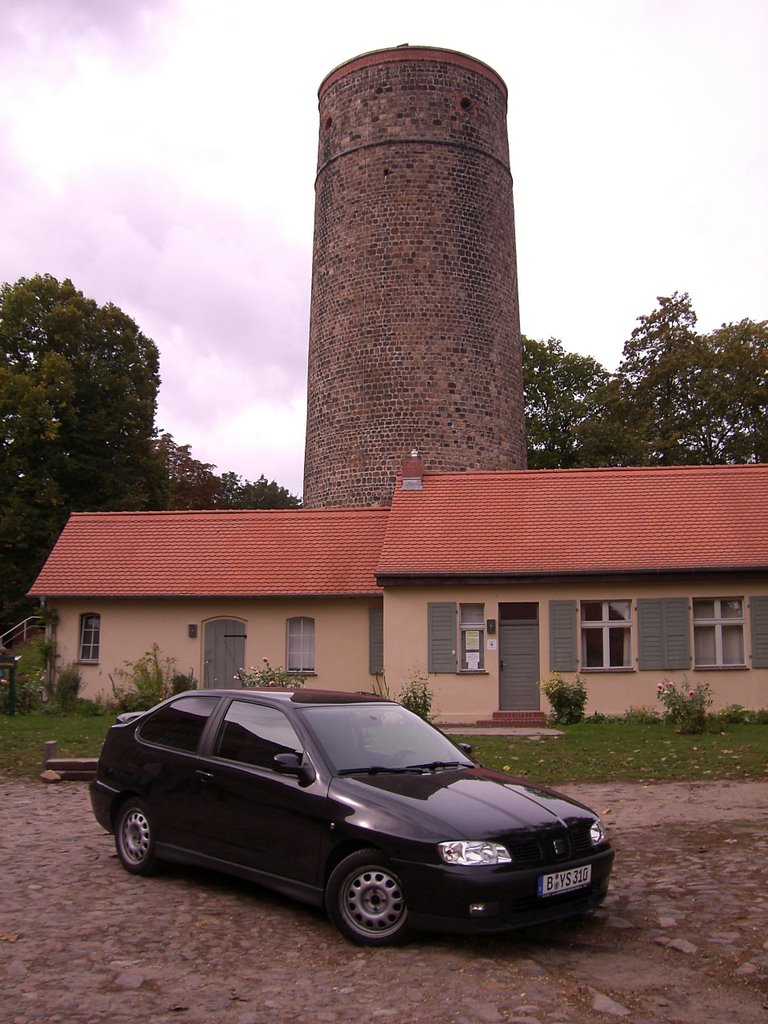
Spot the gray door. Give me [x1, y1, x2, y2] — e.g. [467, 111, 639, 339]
[499, 604, 540, 710]
[203, 619, 246, 688]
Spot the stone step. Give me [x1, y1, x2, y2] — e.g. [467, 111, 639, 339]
[42, 742, 98, 782]
[43, 764, 98, 781]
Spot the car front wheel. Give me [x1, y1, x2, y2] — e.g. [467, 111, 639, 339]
[326, 849, 411, 946]
[115, 798, 161, 876]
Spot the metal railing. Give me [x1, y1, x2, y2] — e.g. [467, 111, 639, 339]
[0, 616, 43, 650]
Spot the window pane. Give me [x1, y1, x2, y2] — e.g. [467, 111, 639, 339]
[694, 625, 716, 665]
[460, 604, 484, 625]
[608, 601, 631, 622]
[722, 625, 745, 665]
[693, 599, 714, 621]
[581, 603, 603, 623]
[216, 701, 302, 768]
[582, 628, 604, 667]
[139, 695, 219, 751]
[608, 627, 631, 667]
[287, 617, 315, 672]
[721, 599, 743, 620]
[79, 614, 100, 662]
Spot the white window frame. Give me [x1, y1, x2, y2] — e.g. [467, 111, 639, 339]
[580, 600, 632, 670]
[693, 598, 745, 668]
[459, 604, 485, 672]
[79, 613, 101, 663]
[286, 616, 315, 673]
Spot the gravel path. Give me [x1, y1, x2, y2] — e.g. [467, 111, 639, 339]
[2, 778, 767, 1024]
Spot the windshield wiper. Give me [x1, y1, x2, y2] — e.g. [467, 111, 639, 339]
[337, 765, 426, 776]
[403, 760, 470, 772]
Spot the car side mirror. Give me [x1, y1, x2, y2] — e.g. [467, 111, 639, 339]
[273, 752, 316, 787]
[457, 742, 473, 756]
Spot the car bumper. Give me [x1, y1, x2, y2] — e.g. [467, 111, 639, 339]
[394, 846, 615, 935]
[89, 778, 120, 833]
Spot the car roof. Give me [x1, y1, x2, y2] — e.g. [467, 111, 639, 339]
[185, 688, 396, 706]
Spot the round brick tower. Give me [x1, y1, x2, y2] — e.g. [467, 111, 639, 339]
[302, 45, 526, 508]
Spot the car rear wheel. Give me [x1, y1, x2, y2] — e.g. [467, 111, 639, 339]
[326, 849, 411, 946]
[115, 798, 161, 876]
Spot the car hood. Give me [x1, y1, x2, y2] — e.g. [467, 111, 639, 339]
[328, 765, 596, 841]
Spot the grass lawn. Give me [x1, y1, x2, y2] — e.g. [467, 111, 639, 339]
[1, 713, 767, 783]
[452, 722, 768, 784]
[0, 714, 112, 777]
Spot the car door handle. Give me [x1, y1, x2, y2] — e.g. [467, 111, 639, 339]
[195, 770, 214, 783]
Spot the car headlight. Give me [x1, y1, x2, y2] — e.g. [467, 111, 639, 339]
[590, 819, 606, 846]
[438, 840, 512, 865]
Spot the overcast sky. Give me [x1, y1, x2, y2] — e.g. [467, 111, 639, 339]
[1, 0, 766, 497]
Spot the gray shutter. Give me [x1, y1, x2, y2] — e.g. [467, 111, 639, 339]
[549, 600, 577, 672]
[663, 598, 691, 670]
[637, 599, 664, 670]
[638, 598, 690, 671]
[750, 596, 768, 668]
[369, 606, 384, 675]
[428, 602, 456, 673]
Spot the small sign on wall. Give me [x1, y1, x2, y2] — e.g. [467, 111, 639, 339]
[487, 638, 497, 651]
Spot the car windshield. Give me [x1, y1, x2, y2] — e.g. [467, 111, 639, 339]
[299, 703, 474, 774]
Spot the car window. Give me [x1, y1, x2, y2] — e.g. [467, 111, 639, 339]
[137, 695, 220, 752]
[301, 704, 473, 773]
[215, 700, 303, 769]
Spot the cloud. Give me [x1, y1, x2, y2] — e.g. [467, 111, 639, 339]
[1, 0, 766, 500]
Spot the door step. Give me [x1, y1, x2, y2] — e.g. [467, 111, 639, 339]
[475, 711, 548, 728]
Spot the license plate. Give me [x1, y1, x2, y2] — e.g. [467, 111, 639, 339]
[537, 864, 592, 898]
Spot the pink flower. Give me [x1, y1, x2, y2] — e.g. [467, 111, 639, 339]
[688, 690, 696, 698]
[262, 657, 269, 664]
[657, 683, 664, 691]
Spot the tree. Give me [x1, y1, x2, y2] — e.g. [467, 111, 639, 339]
[155, 437, 301, 510]
[696, 318, 768, 463]
[155, 433, 220, 510]
[216, 471, 300, 509]
[0, 274, 165, 628]
[582, 293, 768, 466]
[522, 336, 609, 469]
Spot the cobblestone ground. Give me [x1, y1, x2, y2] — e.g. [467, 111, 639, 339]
[2, 779, 767, 1024]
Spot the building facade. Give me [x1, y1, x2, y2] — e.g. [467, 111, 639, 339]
[31, 465, 768, 720]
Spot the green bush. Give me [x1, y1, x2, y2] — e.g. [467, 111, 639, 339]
[397, 668, 436, 722]
[0, 670, 43, 714]
[53, 664, 82, 714]
[0, 637, 48, 713]
[541, 673, 588, 725]
[656, 679, 712, 734]
[623, 705, 663, 725]
[111, 644, 177, 712]
[75, 697, 107, 716]
[237, 659, 305, 687]
[715, 703, 750, 725]
[171, 672, 197, 694]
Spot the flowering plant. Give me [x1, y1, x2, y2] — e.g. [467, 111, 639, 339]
[656, 679, 712, 733]
[236, 658, 305, 688]
[541, 673, 588, 725]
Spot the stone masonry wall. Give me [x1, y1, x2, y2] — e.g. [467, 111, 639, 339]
[302, 47, 526, 507]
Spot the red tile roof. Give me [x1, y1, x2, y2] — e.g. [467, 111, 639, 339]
[378, 465, 768, 577]
[30, 508, 389, 597]
[30, 465, 768, 597]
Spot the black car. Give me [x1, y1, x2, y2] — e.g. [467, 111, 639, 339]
[90, 689, 614, 945]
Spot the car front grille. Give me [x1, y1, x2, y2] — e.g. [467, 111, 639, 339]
[506, 823, 594, 868]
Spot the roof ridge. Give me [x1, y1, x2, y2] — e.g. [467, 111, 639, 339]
[405, 463, 768, 482]
[67, 506, 392, 519]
